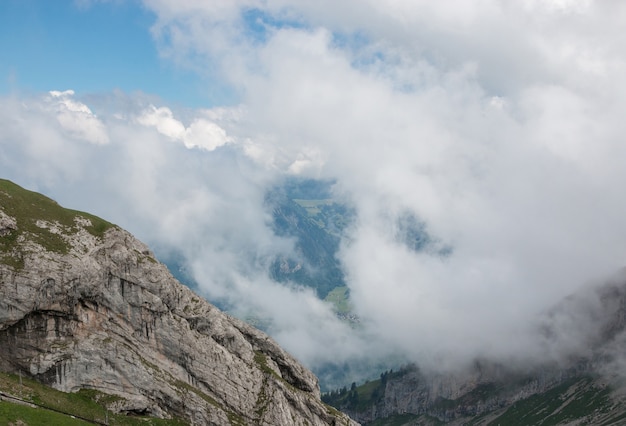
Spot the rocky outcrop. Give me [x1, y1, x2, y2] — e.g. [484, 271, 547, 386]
[0, 210, 16, 236]
[0, 180, 357, 425]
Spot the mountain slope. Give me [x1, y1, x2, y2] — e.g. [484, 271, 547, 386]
[325, 273, 626, 425]
[0, 179, 357, 425]
[267, 179, 351, 300]
[330, 365, 626, 425]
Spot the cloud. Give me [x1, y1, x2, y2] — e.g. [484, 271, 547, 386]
[139, 0, 626, 370]
[136, 105, 186, 139]
[3, 0, 626, 385]
[47, 90, 109, 145]
[137, 105, 232, 150]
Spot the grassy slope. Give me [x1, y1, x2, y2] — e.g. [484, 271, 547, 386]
[480, 377, 625, 426]
[324, 286, 352, 314]
[0, 400, 94, 426]
[0, 372, 187, 425]
[0, 179, 114, 268]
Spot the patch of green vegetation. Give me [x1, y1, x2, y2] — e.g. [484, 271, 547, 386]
[0, 372, 110, 422]
[253, 350, 302, 396]
[172, 379, 220, 409]
[323, 368, 414, 413]
[324, 286, 352, 314]
[292, 198, 353, 237]
[75, 388, 124, 407]
[226, 411, 247, 426]
[323, 377, 383, 412]
[254, 351, 280, 380]
[0, 371, 188, 425]
[489, 377, 613, 426]
[136, 354, 163, 375]
[254, 377, 270, 422]
[0, 400, 93, 426]
[293, 199, 334, 217]
[354, 379, 383, 409]
[323, 402, 343, 418]
[0, 247, 24, 270]
[369, 413, 443, 426]
[0, 179, 114, 265]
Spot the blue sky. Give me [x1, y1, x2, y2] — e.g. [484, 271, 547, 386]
[0, 0, 219, 107]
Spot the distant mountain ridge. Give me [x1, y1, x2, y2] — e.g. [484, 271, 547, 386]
[324, 272, 626, 425]
[0, 179, 357, 425]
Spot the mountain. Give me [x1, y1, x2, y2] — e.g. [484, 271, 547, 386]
[324, 364, 626, 425]
[267, 179, 352, 301]
[324, 274, 626, 425]
[0, 179, 358, 425]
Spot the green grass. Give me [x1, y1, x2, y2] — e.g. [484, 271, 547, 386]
[369, 413, 443, 426]
[0, 179, 114, 264]
[0, 400, 94, 426]
[322, 378, 384, 413]
[354, 379, 383, 408]
[254, 351, 281, 381]
[291, 198, 353, 237]
[488, 377, 613, 426]
[323, 368, 412, 413]
[324, 286, 352, 314]
[0, 371, 188, 425]
[253, 350, 302, 396]
[293, 199, 334, 216]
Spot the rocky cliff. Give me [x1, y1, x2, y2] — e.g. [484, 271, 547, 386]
[0, 179, 357, 425]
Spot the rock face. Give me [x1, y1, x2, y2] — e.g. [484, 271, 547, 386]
[0, 179, 357, 425]
[342, 362, 598, 424]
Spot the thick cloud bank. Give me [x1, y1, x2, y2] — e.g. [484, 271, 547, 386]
[3, 0, 626, 382]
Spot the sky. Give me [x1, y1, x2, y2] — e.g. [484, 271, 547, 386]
[2, 0, 626, 385]
[0, 0, 226, 106]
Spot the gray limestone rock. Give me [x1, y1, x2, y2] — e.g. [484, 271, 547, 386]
[0, 210, 16, 236]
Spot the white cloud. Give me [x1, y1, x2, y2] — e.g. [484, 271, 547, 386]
[184, 118, 230, 150]
[137, 105, 232, 151]
[136, 0, 626, 371]
[47, 90, 109, 145]
[136, 105, 185, 140]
